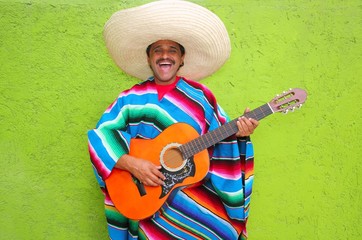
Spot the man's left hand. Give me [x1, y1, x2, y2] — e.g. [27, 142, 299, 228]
[235, 108, 259, 137]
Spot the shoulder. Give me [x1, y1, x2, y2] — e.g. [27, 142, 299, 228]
[181, 78, 212, 92]
[179, 77, 217, 103]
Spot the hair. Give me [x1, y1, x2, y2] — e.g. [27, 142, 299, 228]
[146, 42, 185, 57]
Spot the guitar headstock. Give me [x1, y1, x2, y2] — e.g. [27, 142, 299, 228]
[269, 88, 307, 113]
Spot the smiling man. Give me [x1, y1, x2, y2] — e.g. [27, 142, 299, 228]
[88, 1, 259, 239]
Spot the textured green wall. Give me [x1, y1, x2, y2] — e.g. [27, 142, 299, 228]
[1, 0, 361, 239]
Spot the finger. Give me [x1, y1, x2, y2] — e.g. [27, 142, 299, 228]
[149, 166, 165, 185]
[150, 165, 165, 181]
[144, 178, 159, 187]
[145, 172, 164, 186]
[237, 117, 248, 136]
[240, 117, 253, 130]
[249, 118, 259, 127]
[141, 172, 161, 186]
[239, 117, 254, 135]
[244, 118, 255, 133]
[236, 118, 245, 133]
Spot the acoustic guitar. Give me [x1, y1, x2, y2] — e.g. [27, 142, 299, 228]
[105, 88, 307, 220]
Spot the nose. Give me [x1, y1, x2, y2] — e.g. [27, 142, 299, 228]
[161, 50, 169, 59]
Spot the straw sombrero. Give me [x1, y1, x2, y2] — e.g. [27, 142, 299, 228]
[104, 0, 231, 81]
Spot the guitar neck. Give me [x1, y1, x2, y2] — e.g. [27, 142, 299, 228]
[179, 103, 273, 159]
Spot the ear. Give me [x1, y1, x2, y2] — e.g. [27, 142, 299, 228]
[180, 54, 185, 64]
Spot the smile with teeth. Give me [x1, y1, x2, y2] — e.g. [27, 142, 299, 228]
[157, 59, 175, 71]
[160, 62, 172, 67]
[157, 58, 175, 65]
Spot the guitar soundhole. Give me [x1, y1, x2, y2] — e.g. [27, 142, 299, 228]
[160, 143, 186, 172]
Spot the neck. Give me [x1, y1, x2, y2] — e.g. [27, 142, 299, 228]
[154, 76, 178, 86]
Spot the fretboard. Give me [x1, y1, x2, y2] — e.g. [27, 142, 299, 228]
[179, 103, 273, 159]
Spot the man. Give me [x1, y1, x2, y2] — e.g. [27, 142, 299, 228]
[88, 1, 259, 239]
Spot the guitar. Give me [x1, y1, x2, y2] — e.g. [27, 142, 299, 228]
[105, 88, 307, 220]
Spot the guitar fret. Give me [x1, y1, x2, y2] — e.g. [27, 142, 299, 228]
[210, 128, 218, 144]
[194, 138, 203, 152]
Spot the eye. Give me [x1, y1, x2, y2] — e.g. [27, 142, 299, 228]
[169, 48, 179, 54]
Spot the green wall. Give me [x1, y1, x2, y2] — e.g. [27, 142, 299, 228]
[1, 0, 361, 239]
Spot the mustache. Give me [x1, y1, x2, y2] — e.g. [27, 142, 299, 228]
[156, 58, 175, 65]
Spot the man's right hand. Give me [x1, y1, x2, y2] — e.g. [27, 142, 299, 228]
[115, 154, 166, 186]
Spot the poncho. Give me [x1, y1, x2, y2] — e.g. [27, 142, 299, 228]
[88, 77, 254, 239]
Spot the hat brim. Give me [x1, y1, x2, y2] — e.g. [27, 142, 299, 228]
[104, 0, 231, 81]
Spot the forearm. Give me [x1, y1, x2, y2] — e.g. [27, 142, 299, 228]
[115, 154, 135, 171]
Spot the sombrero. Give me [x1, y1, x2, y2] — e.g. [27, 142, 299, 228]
[104, 0, 231, 81]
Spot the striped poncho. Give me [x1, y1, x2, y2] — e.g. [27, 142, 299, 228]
[88, 77, 254, 239]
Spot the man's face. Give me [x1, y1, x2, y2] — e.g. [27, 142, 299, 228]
[147, 40, 185, 85]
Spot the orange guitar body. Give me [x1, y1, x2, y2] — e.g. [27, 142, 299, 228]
[105, 123, 210, 220]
